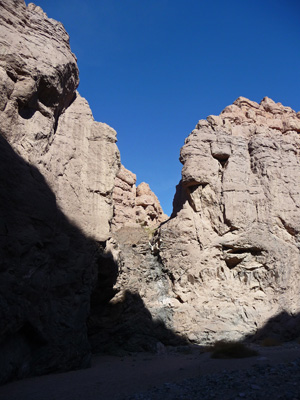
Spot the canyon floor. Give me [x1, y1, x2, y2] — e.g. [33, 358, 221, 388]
[1, 343, 300, 400]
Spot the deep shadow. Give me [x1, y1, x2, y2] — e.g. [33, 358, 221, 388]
[169, 180, 189, 219]
[88, 287, 188, 355]
[0, 133, 188, 385]
[0, 133, 99, 384]
[245, 310, 300, 343]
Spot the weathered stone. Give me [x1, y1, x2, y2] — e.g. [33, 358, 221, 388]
[0, 134, 96, 384]
[155, 96, 300, 344]
[0, 0, 120, 384]
[111, 165, 138, 231]
[40, 94, 120, 241]
[2, 0, 300, 387]
[111, 166, 168, 231]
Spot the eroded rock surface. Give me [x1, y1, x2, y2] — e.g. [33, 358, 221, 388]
[2, 0, 300, 387]
[0, 0, 120, 241]
[155, 97, 300, 343]
[0, 0, 119, 384]
[112, 165, 168, 232]
[87, 224, 187, 355]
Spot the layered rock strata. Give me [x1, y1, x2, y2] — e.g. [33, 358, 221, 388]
[0, 0, 119, 383]
[155, 96, 300, 343]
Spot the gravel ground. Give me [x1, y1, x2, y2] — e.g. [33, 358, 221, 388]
[124, 352, 300, 400]
[1, 343, 300, 400]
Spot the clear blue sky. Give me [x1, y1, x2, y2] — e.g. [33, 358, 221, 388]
[30, 0, 300, 216]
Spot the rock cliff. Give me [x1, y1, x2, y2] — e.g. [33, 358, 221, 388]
[155, 96, 300, 343]
[1, 0, 300, 387]
[0, 0, 120, 383]
[0, 0, 120, 241]
[104, 97, 300, 349]
[0, 0, 169, 385]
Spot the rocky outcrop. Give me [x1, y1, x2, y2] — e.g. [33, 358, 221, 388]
[135, 182, 168, 227]
[1, 0, 300, 386]
[88, 224, 187, 354]
[155, 96, 300, 343]
[0, 0, 119, 384]
[112, 165, 168, 232]
[0, 0, 120, 242]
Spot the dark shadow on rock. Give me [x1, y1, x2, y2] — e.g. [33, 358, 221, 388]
[0, 133, 188, 385]
[170, 180, 188, 219]
[245, 311, 300, 343]
[88, 288, 188, 355]
[0, 133, 99, 384]
[89, 243, 119, 307]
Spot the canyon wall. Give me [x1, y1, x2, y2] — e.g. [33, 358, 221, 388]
[155, 96, 300, 343]
[106, 97, 300, 348]
[1, 0, 300, 386]
[0, 0, 168, 384]
[0, 0, 120, 383]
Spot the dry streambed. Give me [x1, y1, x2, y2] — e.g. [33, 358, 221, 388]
[1, 343, 300, 400]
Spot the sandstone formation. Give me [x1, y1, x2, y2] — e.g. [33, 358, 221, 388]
[154, 96, 300, 343]
[112, 165, 168, 232]
[0, 0, 119, 384]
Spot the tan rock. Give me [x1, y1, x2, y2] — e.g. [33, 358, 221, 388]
[155, 96, 300, 344]
[112, 169, 168, 231]
[40, 93, 120, 241]
[0, 0, 120, 384]
[111, 165, 138, 231]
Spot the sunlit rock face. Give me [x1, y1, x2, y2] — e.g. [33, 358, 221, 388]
[0, 0, 120, 383]
[0, 0, 120, 241]
[157, 97, 300, 343]
[111, 165, 168, 232]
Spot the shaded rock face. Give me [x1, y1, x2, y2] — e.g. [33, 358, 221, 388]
[112, 165, 168, 232]
[88, 226, 187, 355]
[107, 168, 171, 353]
[0, 135, 95, 383]
[156, 97, 300, 343]
[0, 0, 120, 384]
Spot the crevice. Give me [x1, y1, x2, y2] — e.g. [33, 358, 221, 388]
[278, 216, 297, 237]
[212, 153, 229, 168]
[222, 244, 262, 256]
[176, 294, 184, 303]
[162, 268, 175, 286]
[185, 182, 208, 213]
[225, 256, 243, 269]
[18, 106, 36, 119]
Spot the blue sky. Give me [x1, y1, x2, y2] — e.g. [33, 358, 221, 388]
[31, 0, 300, 216]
